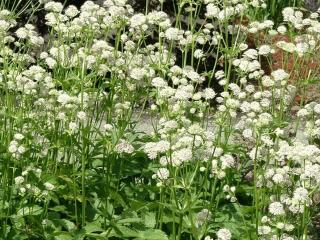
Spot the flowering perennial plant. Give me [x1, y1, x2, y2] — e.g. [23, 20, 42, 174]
[0, 0, 319, 239]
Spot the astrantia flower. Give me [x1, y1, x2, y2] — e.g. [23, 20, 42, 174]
[17, 146, 26, 154]
[44, 182, 55, 191]
[243, 49, 258, 60]
[175, 88, 192, 100]
[239, 43, 248, 51]
[57, 112, 66, 120]
[196, 209, 212, 227]
[257, 113, 272, 126]
[216, 228, 232, 240]
[297, 109, 310, 118]
[65, 5, 79, 18]
[69, 122, 78, 132]
[188, 124, 204, 135]
[258, 45, 272, 55]
[293, 187, 309, 201]
[203, 88, 216, 100]
[44, 2, 63, 12]
[250, 101, 261, 112]
[271, 69, 289, 82]
[115, 139, 134, 154]
[45, 57, 57, 69]
[153, 168, 169, 181]
[285, 224, 294, 232]
[8, 141, 18, 153]
[229, 83, 241, 95]
[130, 68, 147, 80]
[277, 222, 285, 229]
[165, 27, 181, 41]
[15, 176, 24, 185]
[57, 93, 71, 105]
[276, 41, 296, 53]
[152, 77, 167, 88]
[171, 148, 192, 166]
[313, 104, 320, 114]
[260, 98, 271, 108]
[277, 25, 287, 34]
[282, 7, 295, 21]
[130, 13, 147, 28]
[157, 140, 170, 153]
[258, 225, 271, 235]
[242, 129, 253, 139]
[185, 69, 201, 83]
[220, 154, 235, 169]
[144, 140, 170, 159]
[269, 202, 285, 215]
[194, 49, 204, 59]
[206, 4, 220, 18]
[77, 111, 87, 121]
[281, 235, 294, 240]
[144, 142, 158, 159]
[261, 76, 274, 87]
[295, 42, 309, 56]
[14, 133, 24, 140]
[16, 27, 28, 39]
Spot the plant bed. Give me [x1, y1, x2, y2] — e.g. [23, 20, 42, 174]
[0, 1, 320, 240]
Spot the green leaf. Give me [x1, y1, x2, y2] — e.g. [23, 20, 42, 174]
[84, 233, 107, 240]
[136, 229, 169, 240]
[16, 205, 43, 217]
[117, 217, 142, 224]
[59, 219, 77, 231]
[109, 190, 127, 208]
[144, 212, 156, 228]
[12, 234, 28, 240]
[84, 221, 103, 234]
[54, 232, 74, 240]
[112, 225, 139, 238]
[49, 205, 67, 212]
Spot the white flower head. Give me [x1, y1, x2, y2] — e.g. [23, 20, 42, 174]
[115, 139, 134, 154]
[196, 209, 212, 227]
[269, 202, 285, 215]
[44, 182, 55, 191]
[14, 133, 24, 140]
[216, 228, 232, 240]
[206, 4, 220, 18]
[130, 13, 147, 28]
[77, 111, 87, 121]
[154, 168, 169, 181]
[15, 176, 24, 185]
[271, 69, 289, 82]
[203, 88, 216, 100]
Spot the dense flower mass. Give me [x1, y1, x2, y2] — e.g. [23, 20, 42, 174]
[0, 0, 320, 239]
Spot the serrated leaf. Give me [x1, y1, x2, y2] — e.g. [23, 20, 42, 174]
[117, 217, 142, 224]
[84, 233, 107, 240]
[59, 219, 76, 231]
[84, 221, 104, 234]
[112, 225, 139, 238]
[12, 234, 28, 240]
[144, 212, 156, 228]
[54, 232, 74, 240]
[136, 229, 168, 240]
[109, 190, 127, 207]
[16, 205, 43, 217]
[49, 205, 67, 212]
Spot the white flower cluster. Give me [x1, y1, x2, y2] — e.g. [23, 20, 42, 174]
[115, 139, 134, 154]
[8, 134, 26, 158]
[2, 0, 320, 239]
[216, 228, 232, 240]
